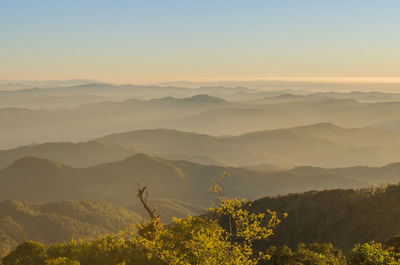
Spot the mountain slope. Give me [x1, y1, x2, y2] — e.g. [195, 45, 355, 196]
[96, 129, 249, 166]
[1, 154, 400, 207]
[0, 200, 141, 258]
[289, 122, 400, 147]
[3, 122, 400, 169]
[0, 141, 137, 169]
[97, 123, 400, 167]
[250, 183, 400, 251]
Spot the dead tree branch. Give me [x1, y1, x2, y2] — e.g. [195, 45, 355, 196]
[137, 183, 159, 222]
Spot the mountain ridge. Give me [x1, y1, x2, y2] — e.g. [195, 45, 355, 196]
[3, 122, 400, 169]
[2, 152, 400, 207]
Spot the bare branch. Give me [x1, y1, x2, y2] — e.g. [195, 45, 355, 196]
[137, 183, 159, 222]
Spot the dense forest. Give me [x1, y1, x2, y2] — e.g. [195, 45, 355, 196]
[3, 182, 400, 264]
[251, 184, 400, 251]
[0, 200, 142, 258]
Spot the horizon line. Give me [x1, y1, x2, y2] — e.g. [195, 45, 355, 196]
[2, 77, 400, 85]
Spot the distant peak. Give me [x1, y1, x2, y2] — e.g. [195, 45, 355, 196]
[275, 93, 303, 98]
[382, 162, 400, 169]
[320, 97, 358, 104]
[75, 82, 112, 87]
[301, 122, 343, 130]
[187, 94, 225, 102]
[5, 156, 67, 170]
[154, 94, 225, 103]
[120, 153, 159, 164]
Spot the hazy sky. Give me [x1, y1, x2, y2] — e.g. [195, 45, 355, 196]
[1, 0, 400, 83]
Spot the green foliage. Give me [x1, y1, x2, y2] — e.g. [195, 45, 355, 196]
[38, 172, 284, 265]
[46, 237, 141, 265]
[2, 241, 47, 265]
[117, 184, 284, 265]
[211, 197, 281, 243]
[0, 200, 141, 258]
[5, 173, 400, 265]
[348, 243, 400, 265]
[46, 257, 80, 265]
[42, 205, 282, 265]
[251, 184, 400, 251]
[266, 243, 346, 265]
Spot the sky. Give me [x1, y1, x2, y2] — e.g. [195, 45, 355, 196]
[0, 0, 400, 84]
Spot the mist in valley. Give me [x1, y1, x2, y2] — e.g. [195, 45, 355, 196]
[2, 1, 400, 263]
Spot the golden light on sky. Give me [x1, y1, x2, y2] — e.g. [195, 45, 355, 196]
[1, 1, 399, 85]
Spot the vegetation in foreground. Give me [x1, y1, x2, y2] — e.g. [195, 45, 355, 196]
[3, 175, 400, 264]
[250, 184, 400, 251]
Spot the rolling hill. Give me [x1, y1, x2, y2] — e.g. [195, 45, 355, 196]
[3, 123, 400, 169]
[0, 141, 137, 169]
[0, 200, 142, 258]
[1, 153, 400, 208]
[97, 123, 400, 168]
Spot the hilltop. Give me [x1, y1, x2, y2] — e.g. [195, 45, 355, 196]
[0, 141, 137, 169]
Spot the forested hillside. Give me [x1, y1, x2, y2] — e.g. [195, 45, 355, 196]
[4, 183, 400, 264]
[0, 200, 142, 258]
[250, 183, 400, 251]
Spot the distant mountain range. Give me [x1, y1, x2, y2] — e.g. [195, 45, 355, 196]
[3, 90, 400, 148]
[169, 97, 400, 135]
[3, 123, 400, 169]
[0, 141, 137, 169]
[0, 82, 247, 109]
[3, 81, 400, 260]
[1, 153, 400, 209]
[96, 123, 400, 168]
[155, 80, 400, 94]
[0, 94, 234, 147]
[2, 80, 400, 109]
